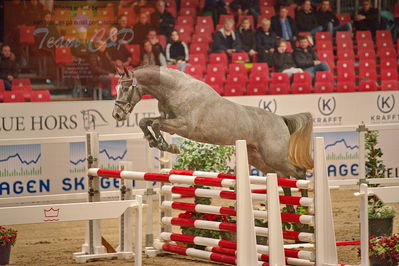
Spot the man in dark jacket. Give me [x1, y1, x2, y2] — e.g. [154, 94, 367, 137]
[295, 0, 323, 34]
[0, 45, 18, 91]
[237, 17, 257, 60]
[271, 6, 298, 43]
[317, 0, 351, 36]
[293, 36, 330, 79]
[151, 0, 175, 37]
[353, 0, 379, 34]
[212, 17, 242, 55]
[256, 18, 278, 66]
[272, 40, 303, 77]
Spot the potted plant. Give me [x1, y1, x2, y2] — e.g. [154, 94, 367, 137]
[365, 130, 396, 236]
[173, 139, 235, 247]
[0, 226, 17, 265]
[368, 234, 399, 266]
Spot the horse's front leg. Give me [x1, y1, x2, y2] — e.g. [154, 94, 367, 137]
[151, 118, 187, 154]
[138, 117, 159, 148]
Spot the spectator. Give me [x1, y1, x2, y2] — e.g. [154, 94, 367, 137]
[151, 0, 175, 37]
[271, 6, 298, 43]
[256, 18, 278, 67]
[107, 27, 132, 67]
[89, 40, 115, 99]
[296, 0, 323, 35]
[203, 0, 228, 26]
[116, 15, 132, 34]
[230, 0, 259, 20]
[317, 0, 351, 36]
[165, 30, 189, 71]
[237, 17, 257, 60]
[353, 0, 379, 34]
[133, 12, 154, 44]
[0, 45, 19, 91]
[141, 40, 166, 66]
[272, 40, 303, 77]
[293, 36, 330, 79]
[147, 30, 164, 55]
[212, 17, 242, 55]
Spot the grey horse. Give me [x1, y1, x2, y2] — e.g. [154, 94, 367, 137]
[112, 66, 313, 180]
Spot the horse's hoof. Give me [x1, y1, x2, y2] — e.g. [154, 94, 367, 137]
[170, 144, 180, 154]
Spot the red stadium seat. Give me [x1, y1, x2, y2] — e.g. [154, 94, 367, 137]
[224, 82, 245, 96]
[315, 32, 332, 43]
[55, 47, 73, 65]
[19, 25, 35, 45]
[359, 59, 376, 71]
[291, 72, 312, 94]
[376, 39, 394, 50]
[195, 24, 214, 35]
[259, 0, 276, 8]
[227, 73, 248, 85]
[357, 40, 374, 50]
[158, 35, 167, 48]
[380, 59, 397, 70]
[337, 48, 355, 61]
[315, 40, 333, 51]
[118, 8, 136, 26]
[0, 80, 4, 90]
[207, 64, 227, 76]
[251, 63, 269, 75]
[181, 0, 199, 8]
[381, 68, 398, 82]
[55, 8, 72, 18]
[192, 33, 212, 44]
[30, 90, 51, 102]
[179, 7, 196, 17]
[3, 91, 25, 103]
[209, 53, 228, 66]
[218, 15, 234, 25]
[185, 64, 205, 78]
[197, 16, 214, 27]
[269, 73, 290, 94]
[125, 44, 141, 66]
[189, 43, 209, 55]
[166, 0, 176, 8]
[231, 52, 249, 63]
[378, 48, 397, 60]
[260, 7, 276, 19]
[177, 16, 195, 26]
[11, 78, 32, 100]
[314, 71, 334, 93]
[228, 63, 248, 75]
[359, 67, 377, 82]
[336, 13, 351, 25]
[336, 38, 354, 50]
[166, 6, 177, 17]
[205, 73, 226, 85]
[246, 82, 268, 95]
[376, 30, 393, 43]
[189, 54, 207, 65]
[140, 7, 155, 16]
[336, 31, 352, 44]
[356, 31, 372, 42]
[357, 48, 376, 61]
[380, 80, 399, 91]
[175, 25, 193, 36]
[179, 32, 192, 44]
[358, 80, 377, 92]
[97, 7, 115, 20]
[249, 72, 268, 84]
[336, 71, 356, 92]
[336, 60, 355, 73]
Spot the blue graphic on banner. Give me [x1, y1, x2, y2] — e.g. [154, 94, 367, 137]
[0, 144, 42, 177]
[69, 140, 127, 173]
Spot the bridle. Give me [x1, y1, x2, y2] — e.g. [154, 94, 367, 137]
[114, 76, 139, 115]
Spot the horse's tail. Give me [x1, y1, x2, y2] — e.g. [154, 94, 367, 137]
[283, 112, 314, 170]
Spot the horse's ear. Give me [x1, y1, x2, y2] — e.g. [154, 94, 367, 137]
[116, 67, 124, 76]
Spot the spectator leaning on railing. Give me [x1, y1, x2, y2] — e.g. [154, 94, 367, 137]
[272, 40, 303, 77]
[212, 17, 242, 56]
[293, 36, 330, 79]
[0, 44, 19, 91]
[271, 6, 298, 44]
[165, 30, 189, 71]
[295, 0, 323, 35]
[316, 0, 352, 37]
[256, 18, 278, 67]
[237, 17, 257, 61]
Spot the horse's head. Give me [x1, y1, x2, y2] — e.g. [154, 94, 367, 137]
[112, 67, 143, 121]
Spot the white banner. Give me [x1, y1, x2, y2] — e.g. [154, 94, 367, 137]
[0, 91, 398, 198]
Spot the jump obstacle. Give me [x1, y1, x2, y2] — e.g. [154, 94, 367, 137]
[86, 133, 338, 266]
